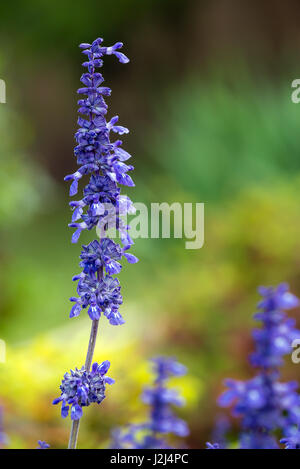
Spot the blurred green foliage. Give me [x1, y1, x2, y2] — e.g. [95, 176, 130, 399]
[150, 75, 300, 201]
[0, 106, 52, 227]
[0, 0, 186, 56]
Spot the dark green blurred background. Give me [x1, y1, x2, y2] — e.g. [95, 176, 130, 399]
[1, 0, 300, 449]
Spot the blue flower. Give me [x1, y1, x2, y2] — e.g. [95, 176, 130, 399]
[151, 356, 187, 384]
[206, 442, 220, 449]
[55, 37, 137, 446]
[240, 432, 279, 450]
[53, 360, 114, 420]
[211, 415, 230, 449]
[281, 428, 300, 449]
[64, 38, 138, 326]
[64, 39, 134, 244]
[218, 283, 300, 449]
[111, 357, 189, 449]
[142, 387, 188, 437]
[77, 238, 138, 278]
[69, 274, 124, 325]
[250, 283, 300, 368]
[37, 440, 50, 449]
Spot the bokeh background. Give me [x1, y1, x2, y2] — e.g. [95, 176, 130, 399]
[1, 0, 300, 449]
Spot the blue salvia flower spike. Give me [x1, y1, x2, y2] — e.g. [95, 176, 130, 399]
[54, 37, 136, 449]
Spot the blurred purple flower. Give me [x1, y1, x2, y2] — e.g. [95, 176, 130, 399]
[111, 357, 189, 449]
[151, 356, 187, 384]
[251, 283, 300, 368]
[281, 427, 300, 449]
[37, 440, 50, 449]
[211, 415, 231, 449]
[218, 283, 300, 449]
[206, 442, 220, 449]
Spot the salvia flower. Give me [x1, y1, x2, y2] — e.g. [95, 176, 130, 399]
[37, 440, 50, 449]
[53, 360, 114, 420]
[151, 356, 187, 384]
[143, 357, 189, 439]
[70, 273, 124, 325]
[65, 38, 138, 326]
[55, 38, 135, 448]
[218, 283, 300, 449]
[111, 357, 189, 449]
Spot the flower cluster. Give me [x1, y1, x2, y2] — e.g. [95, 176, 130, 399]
[65, 37, 138, 324]
[250, 284, 300, 368]
[37, 440, 50, 449]
[70, 239, 137, 325]
[53, 360, 114, 420]
[218, 283, 300, 449]
[53, 38, 135, 448]
[143, 357, 189, 438]
[111, 357, 189, 449]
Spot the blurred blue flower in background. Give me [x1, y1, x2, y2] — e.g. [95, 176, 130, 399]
[218, 283, 300, 449]
[37, 440, 50, 449]
[111, 357, 189, 449]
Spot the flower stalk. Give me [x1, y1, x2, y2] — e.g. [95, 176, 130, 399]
[53, 37, 137, 449]
[68, 318, 99, 449]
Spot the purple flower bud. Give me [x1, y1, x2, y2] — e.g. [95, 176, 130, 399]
[124, 253, 139, 264]
[79, 43, 91, 49]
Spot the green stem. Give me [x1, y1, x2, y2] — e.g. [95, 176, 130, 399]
[67, 318, 100, 449]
